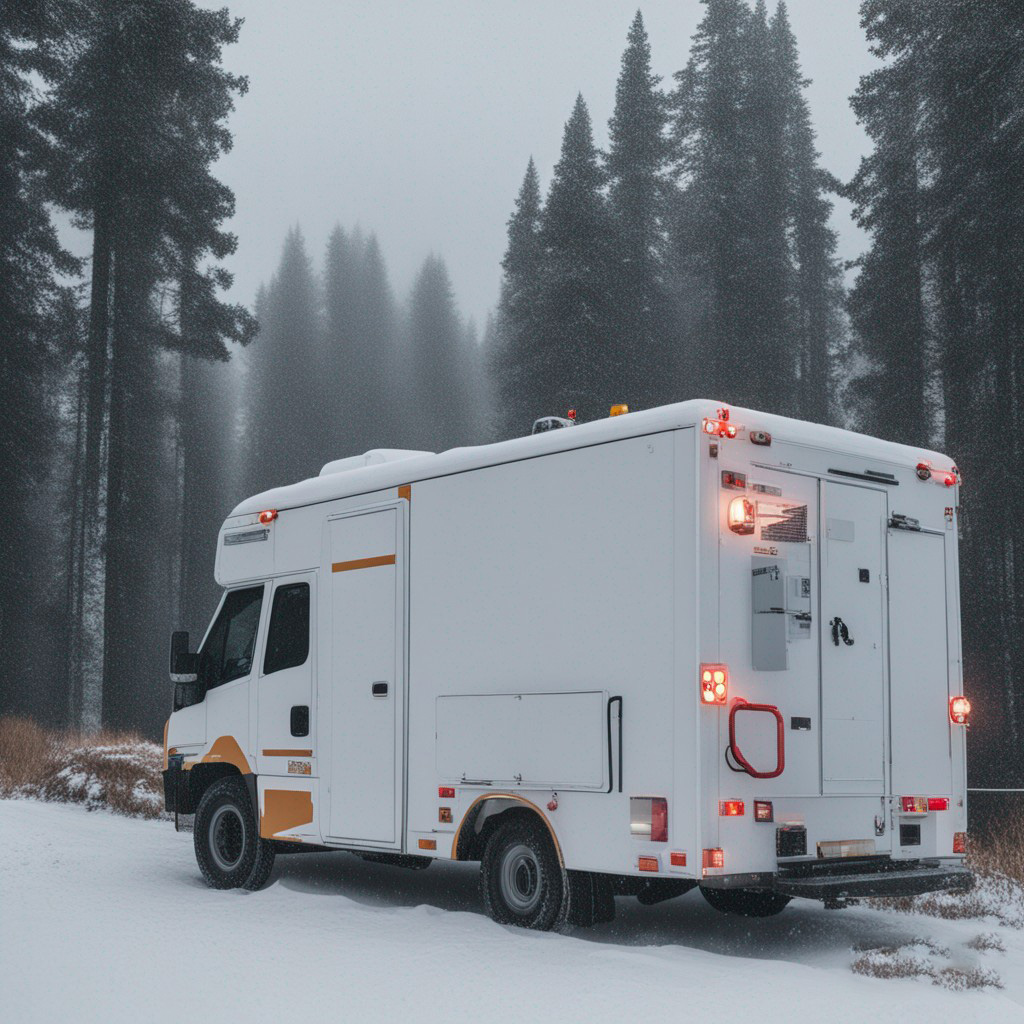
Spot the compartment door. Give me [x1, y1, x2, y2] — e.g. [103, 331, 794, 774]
[325, 507, 404, 846]
[888, 528, 952, 796]
[820, 482, 887, 794]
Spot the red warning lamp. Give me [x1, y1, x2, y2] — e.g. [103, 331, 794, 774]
[702, 848, 725, 871]
[567, 409, 577, 422]
[703, 417, 738, 439]
[916, 461, 960, 488]
[719, 800, 744, 817]
[258, 509, 278, 524]
[949, 695, 971, 725]
[700, 664, 729, 705]
[728, 496, 756, 535]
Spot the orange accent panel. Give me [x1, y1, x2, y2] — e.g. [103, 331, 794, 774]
[261, 789, 314, 839]
[262, 749, 313, 757]
[331, 554, 396, 573]
[450, 794, 564, 866]
[398, 484, 411, 502]
[201, 735, 252, 774]
[162, 719, 169, 771]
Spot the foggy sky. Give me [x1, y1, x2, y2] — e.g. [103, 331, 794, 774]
[208, 1, 875, 327]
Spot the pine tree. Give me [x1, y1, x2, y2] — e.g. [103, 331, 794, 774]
[406, 254, 474, 451]
[668, 0, 756, 407]
[0, 1, 81, 723]
[492, 158, 543, 437]
[247, 227, 324, 492]
[606, 11, 672, 406]
[534, 95, 620, 419]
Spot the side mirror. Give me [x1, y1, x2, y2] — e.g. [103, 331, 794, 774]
[169, 630, 199, 683]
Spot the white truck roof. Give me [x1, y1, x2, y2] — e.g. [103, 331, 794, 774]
[231, 399, 954, 517]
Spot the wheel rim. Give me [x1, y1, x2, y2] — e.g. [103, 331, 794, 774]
[500, 843, 542, 914]
[209, 805, 246, 872]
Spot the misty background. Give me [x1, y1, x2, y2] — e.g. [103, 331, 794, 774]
[3, 0, 1023, 799]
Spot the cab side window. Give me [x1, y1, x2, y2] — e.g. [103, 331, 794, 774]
[199, 586, 264, 690]
[263, 583, 310, 675]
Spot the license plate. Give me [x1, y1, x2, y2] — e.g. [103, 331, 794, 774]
[817, 839, 875, 859]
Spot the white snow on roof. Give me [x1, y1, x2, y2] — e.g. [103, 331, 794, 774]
[231, 399, 955, 517]
[319, 449, 434, 476]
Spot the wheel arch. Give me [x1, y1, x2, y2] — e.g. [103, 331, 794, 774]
[451, 794, 564, 867]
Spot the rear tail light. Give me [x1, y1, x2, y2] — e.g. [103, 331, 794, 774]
[630, 796, 668, 842]
[670, 851, 687, 867]
[728, 496, 756, 535]
[702, 848, 724, 871]
[754, 800, 774, 822]
[700, 663, 729, 705]
[638, 855, 659, 872]
[438, 786, 455, 799]
[719, 800, 744, 817]
[953, 832, 967, 854]
[927, 797, 949, 812]
[901, 796, 928, 813]
[950, 696, 971, 725]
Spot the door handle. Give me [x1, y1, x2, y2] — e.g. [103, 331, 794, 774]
[830, 617, 855, 647]
[290, 705, 309, 737]
[371, 681, 389, 697]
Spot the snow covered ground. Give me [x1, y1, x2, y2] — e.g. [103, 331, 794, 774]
[2, 799, 1022, 1023]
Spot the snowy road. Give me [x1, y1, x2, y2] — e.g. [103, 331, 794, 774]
[2, 800, 1022, 1023]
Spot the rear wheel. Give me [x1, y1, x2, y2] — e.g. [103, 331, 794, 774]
[481, 814, 564, 930]
[700, 885, 791, 918]
[194, 777, 276, 890]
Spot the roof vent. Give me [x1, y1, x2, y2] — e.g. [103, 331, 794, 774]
[319, 449, 433, 477]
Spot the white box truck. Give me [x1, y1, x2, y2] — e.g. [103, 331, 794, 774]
[163, 399, 972, 928]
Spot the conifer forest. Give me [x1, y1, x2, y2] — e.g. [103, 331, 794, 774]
[2, 0, 1023, 788]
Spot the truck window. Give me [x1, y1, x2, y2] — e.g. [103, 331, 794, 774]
[263, 583, 310, 675]
[198, 585, 264, 690]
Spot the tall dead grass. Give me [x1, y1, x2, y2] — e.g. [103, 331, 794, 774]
[0, 715, 166, 819]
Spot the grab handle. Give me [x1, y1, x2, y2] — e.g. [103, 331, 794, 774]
[728, 700, 785, 779]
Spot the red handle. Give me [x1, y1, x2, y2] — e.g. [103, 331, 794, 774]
[728, 701, 785, 779]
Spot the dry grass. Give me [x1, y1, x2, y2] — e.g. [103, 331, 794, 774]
[852, 939, 1002, 990]
[966, 932, 1005, 952]
[0, 715, 165, 819]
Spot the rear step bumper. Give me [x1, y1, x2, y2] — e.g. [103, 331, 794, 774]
[774, 862, 973, 901]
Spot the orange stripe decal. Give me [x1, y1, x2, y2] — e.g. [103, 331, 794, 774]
[261, 789, 314, 839]
[262, 749, 313, 757]
[331, 554, 396, 573]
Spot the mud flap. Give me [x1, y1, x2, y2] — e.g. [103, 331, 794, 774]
[562, 870, 616, 930]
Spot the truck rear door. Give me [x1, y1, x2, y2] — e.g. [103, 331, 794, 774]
[820, 481, 888, 796]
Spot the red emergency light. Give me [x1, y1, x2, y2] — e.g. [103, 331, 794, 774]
[700, 664, 729, 705]
[949, 695, 971, 725]
[258, 509, 278, 524]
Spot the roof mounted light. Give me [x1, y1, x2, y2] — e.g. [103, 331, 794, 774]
[917, 461, 960, 488]
[258, 509, 278, 524]
[610, 404, 629, 417]
[703, 408, 739, 439]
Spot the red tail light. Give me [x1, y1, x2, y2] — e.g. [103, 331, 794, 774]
[901, 796, 928, 813]
[650, 798, 668, 842]
[927, 797, 949, 812]
[438, 786, 455, 799]
[953, 832, 967, 854]
[719, 800, 744, 817]
[702, 848, 724, 871]
[950, 696, 971, 725]
[670, 851, 687, 867]
[728, 496, 756, 535]
[700, 664, 729, 705]
[754, 800, 774, 822]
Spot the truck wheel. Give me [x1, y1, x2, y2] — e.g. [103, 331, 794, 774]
[700, 885, 791, 917]
[481, 815, 564, 930]
[194, 777, 275, 890]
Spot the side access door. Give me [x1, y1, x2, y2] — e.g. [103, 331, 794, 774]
[819, 481, 888, 796]
[322, 506, 405, 848]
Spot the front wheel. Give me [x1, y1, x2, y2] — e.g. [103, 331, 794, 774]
[481, 814, 564, 930]
[700, 885, 791, 917]
[194, 777, 276, 890]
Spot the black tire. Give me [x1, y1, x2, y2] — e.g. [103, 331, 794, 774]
[194, 777, 276, 890]
[481, 814, 564, 930]
[700, 885, 791, 917]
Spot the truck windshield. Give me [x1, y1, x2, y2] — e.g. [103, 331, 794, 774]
[198, 586, 264, 690]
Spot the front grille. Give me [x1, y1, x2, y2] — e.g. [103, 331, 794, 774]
[777, 825, 807, 858]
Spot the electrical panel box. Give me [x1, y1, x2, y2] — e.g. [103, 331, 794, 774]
[752, 549, 812, 670]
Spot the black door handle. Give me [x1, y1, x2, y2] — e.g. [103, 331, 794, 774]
[290, 705, 309, 736]
[830, 617, 855, 647]
[371, 681, 389, 697]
